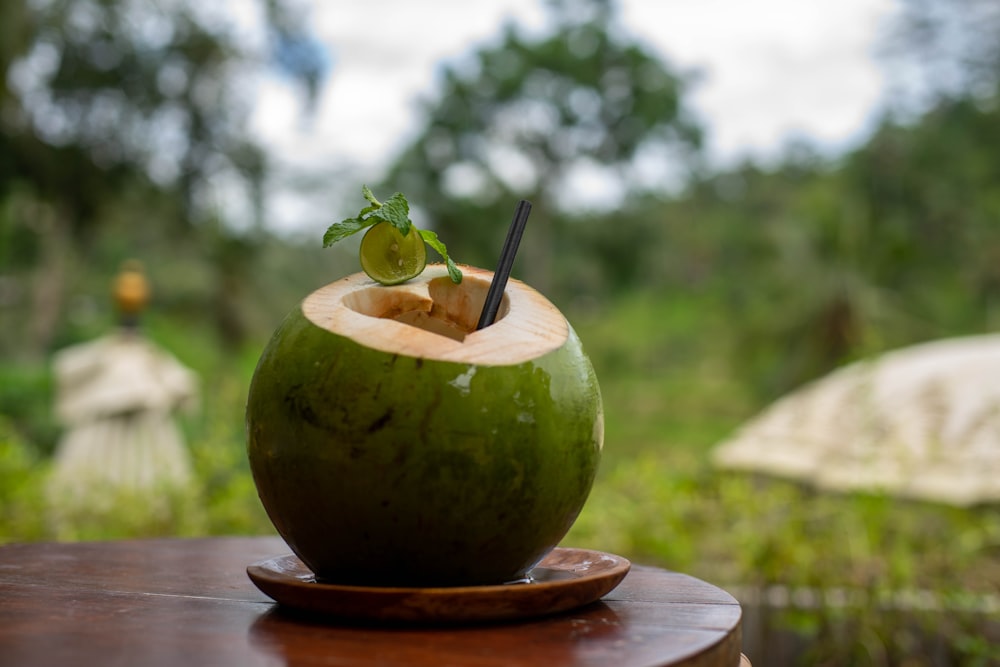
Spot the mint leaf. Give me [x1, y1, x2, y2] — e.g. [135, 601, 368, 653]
[370, 192, 411, 236]
[361, 184, 381, 207]
[358, 203, 380, 218]
[419, 229, 463, 284]
[323, 216, 376, 246]
[322, 184, 389, 247]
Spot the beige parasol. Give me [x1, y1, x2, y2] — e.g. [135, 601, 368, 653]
[712, 334, 1000, 506]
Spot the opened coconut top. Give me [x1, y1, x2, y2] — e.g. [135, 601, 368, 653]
[302, 265, 569, 365]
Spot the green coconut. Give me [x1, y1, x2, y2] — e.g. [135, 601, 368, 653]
[246, 265, 603, 586]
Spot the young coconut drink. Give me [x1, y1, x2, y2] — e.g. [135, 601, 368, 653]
[246, 190, 603, 587]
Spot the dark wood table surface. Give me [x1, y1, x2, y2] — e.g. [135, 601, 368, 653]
[0, 536, 747, 666]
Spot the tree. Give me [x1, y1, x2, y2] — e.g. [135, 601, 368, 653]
[880, 0, 1000, 108]
[662, 85, 1000, 400]
[0, 0, 323, 356]
[382, 0, 702, 293]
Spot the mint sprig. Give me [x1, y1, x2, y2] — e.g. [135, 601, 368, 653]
[322, 185, 409, 245]
[323, 186, 462, 284]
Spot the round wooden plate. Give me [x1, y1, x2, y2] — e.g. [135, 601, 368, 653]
[247, 547, 631, 624]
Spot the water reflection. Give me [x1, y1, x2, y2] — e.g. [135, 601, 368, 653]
[249, 602, 624, 666]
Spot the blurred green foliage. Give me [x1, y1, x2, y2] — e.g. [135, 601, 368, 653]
[385, 0, 702, 294]
[1, 0, 1000, 663]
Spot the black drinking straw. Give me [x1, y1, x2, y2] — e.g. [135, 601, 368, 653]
[476, 199, 532, 330]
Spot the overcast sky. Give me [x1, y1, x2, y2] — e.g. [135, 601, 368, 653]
[239, 0, 899, 230]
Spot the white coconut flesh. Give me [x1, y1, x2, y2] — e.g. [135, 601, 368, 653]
[302, 264, 570, 365]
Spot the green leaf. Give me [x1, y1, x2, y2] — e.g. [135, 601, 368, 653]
[357, 185, 382, 218]
[419, 229, 463, 283]
[358, 203, 379, 218]
[371, 192, 411, 236]
[361, 184, 381, 207]
[444, 258, 462, 284]
[322, 216, 376, 246]
[322, 185, 395, 247]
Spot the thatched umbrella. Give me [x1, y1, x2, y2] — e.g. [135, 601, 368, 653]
[46, 262, 198, 529]
[713, 335, 1000, 506]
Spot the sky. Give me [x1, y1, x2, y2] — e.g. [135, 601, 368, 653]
[241, 0, 899, 231]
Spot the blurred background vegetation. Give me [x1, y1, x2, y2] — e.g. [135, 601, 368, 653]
[1, 0, 999, 663]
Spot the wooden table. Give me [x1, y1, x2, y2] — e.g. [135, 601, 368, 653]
[0, 537, 747, 666]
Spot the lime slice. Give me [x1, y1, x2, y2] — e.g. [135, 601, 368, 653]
[359, 221, 428, 285]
